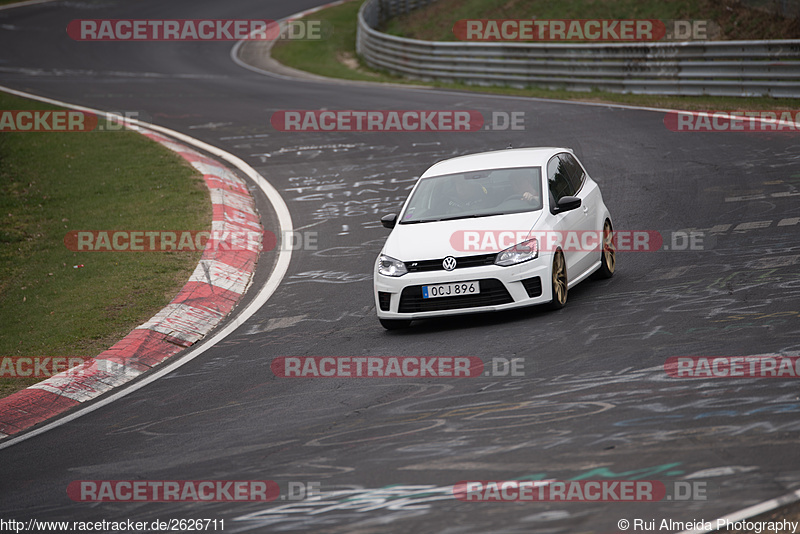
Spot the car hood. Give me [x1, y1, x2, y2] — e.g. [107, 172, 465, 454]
[383, 211, 543, 261]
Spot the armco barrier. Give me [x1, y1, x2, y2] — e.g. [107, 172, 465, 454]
[356, 0, 800, 97]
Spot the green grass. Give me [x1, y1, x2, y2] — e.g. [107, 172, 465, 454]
[0, 92, 210, 398]
[271, 0, 800, 111]
[272, 1, 388, 83]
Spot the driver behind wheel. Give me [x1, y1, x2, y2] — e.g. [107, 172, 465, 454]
[448, 176, 488, 211]
[509, 170, 540, 204]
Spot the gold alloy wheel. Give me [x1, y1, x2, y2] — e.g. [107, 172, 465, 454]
[551, 250, 567, 308]
[603, 220, 615, 274]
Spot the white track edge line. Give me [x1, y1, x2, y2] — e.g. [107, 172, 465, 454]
[0, 0, 57, 12]
[0, 84, 293, 450]
[678, 488, 800, 534]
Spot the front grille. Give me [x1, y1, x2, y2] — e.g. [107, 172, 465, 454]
[398, 279, 513, 313]
[405, 253, 497, 273]
[521, 276, 542, 298]
[378, 291, 391, 311]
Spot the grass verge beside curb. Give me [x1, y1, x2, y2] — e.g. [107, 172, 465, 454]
[0, 92, 211, 399]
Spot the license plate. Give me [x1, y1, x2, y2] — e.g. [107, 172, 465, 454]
[422, 281, 480, 299]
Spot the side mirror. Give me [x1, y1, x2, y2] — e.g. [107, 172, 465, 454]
[556, 196, 581, 212]
[381, 213, 398, 229]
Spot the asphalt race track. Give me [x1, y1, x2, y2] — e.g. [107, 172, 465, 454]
[1, 1, 799, 532]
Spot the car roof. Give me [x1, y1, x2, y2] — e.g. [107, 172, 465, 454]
[421, 147, 571, 178]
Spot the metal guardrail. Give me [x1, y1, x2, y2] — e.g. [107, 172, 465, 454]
[356, 0, 800, 97]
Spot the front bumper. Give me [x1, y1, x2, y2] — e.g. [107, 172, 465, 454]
[374, 257, 552, 320]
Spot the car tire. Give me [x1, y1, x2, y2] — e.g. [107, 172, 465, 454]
[594, 219, 615, 279]
[548, 249, 567, 310]
[380, 318, 412, 330]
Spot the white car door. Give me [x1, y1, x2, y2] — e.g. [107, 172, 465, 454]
[546, 155, 585, 283]
[560, 153, 600, 278]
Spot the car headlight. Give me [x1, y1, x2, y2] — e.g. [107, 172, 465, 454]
[377, 254, 408, 277]
[494, 238, 539, 266]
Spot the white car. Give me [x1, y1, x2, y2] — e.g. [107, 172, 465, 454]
[373, 147, 615, 329]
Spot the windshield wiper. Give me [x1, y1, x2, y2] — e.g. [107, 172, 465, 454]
[400, 212, 508, 224]
[439, 213, 505, 221]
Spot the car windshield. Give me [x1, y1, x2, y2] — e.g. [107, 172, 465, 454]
[399, 167, 543, 224]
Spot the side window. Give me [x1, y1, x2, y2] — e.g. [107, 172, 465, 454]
[559, 153, 585, 194]
[547, 155, 574, 203]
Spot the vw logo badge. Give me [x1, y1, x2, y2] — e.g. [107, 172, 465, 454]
[442, 256, 457, 271]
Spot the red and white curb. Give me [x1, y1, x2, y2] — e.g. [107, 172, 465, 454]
[0, 128, 262, 439]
